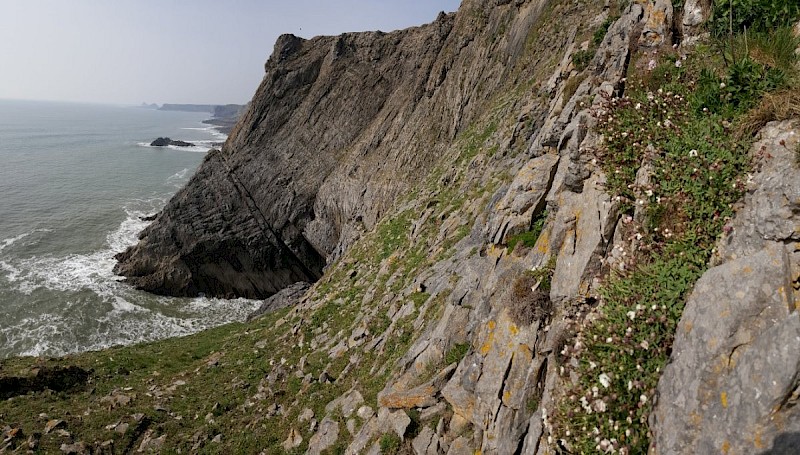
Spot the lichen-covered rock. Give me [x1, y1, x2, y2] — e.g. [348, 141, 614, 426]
[639, 0, 674, 47]
[681, 0, 712, 43]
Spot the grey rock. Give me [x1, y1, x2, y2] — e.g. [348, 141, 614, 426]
[357, 406, 374, 420]
[59, 442, 88, 455]
[681, 0, 712, 42]
[639, 0, 674, 47]
[718, 121, 800, 260]
[298, 408, 315, 423]
[281, 428, 302, 451]
[445, 437, 473, 455]
[549, 172, 616, 305]
[387, 409, 411, 438]
[307, 417, 339, 455]
[325, 389, 364, 418]
[248, 282, 310, 321]
[412, 426, 440, 455]
[485, 153, 559, 245]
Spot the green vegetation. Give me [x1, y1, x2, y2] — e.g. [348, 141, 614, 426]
[552, 10, 799, 453]
[571, 13, 619, 72]
[444, 343, 471, 365]
[379, 433, 402, 453]
[507, 209, 548, 252]
[709, 0, 800, 37]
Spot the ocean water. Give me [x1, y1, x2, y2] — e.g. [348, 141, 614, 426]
[0, 99, 260, 359]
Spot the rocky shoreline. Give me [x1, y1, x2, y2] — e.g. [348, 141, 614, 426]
[2, 1, 799, 454]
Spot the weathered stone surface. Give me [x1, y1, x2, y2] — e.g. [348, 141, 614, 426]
[639, 0, 674, 47]
[115, 4, 504, 299]
[485, 153, 559, 245]
[412, 426, 441, 455]
[325, 390, 364, 418]
[385, 408, 411, 439]
[718, 121, 800, 260]
[307, 417, 339, 455]
[248, 281, 310, 321]
[446, 437, 473, 455]
[549, 172, 616, 304]
[379, 364, 456, 409]
[281, 428, 302, 451]
[681, 0, 712, 42]
[59, 442, 88, 454]
[652, 121, 800, 455]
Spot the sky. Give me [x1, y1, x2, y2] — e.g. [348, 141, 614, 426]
[0, 0, 462, 105]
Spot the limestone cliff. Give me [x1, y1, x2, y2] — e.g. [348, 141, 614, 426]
[58, 0, 799, 453]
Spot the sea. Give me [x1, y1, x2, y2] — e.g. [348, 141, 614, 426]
[0, 99, 261, 359]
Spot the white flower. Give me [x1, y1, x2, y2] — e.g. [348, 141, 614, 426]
[640, 394, 648, 404]
[589, 361, 598, 370]
[627, 311, 636, 321]
[635, 103, 642, 110]
[594, 400, 608, 413]
[645, 189, 653, 197]
[720, 82, 726, 89]
[640, 340, 650, 350]
[674, 60, 682, 68]
[580, 396, 593, 413]
[628, 380, 633, 391]
[606, 337, 613, 343]
[689, 149, 698, 157]
[599, 373, 611, 388]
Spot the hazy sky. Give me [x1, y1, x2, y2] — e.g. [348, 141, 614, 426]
[0, 0, 462, 105]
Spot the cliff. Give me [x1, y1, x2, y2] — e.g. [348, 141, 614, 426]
[2, 0, 799, 454]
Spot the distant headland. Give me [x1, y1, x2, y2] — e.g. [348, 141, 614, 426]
[139, 102, 248, 134]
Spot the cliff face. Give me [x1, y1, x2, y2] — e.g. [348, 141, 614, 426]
[101, 0, 800, 453]
[116, 3, 501, 297]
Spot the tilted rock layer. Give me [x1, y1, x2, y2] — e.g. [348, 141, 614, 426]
[109, 0, 800, 453]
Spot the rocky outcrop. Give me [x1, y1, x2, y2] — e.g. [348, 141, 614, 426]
[150, 137, 195, 147]
[115, 0, 571, 298]
[247, 281, 310, 321]
[651, 121, 800, 454]
[107, 0, 800, 453]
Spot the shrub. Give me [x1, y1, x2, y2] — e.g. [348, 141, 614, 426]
[572, 49, 594, 71]
[710, 0, 800, 37]
[379, 434, 401, 453]
[505, 258, 556, 326]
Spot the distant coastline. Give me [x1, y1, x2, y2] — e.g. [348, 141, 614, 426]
[141, 103, 247, 135]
